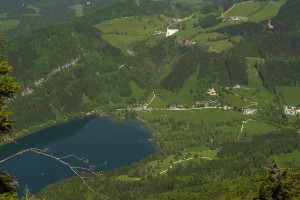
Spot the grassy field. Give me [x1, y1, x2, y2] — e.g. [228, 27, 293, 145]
[233, 61, 275, 107]
[0, 20, 20, 31]
[277, 86, 300, 106]
[26, 4, 41, 14]
[275, 150, 300, 162]
[116, 175, 141, 181]
[223, 94, 250, 108]
[96, 16, 170, 34]
[146, 146, 217, 175]
[149, 73, 198, 108]
[95, 16, 169, 54]
[68, 4, 84, 17]
[0, 12, 8, 19]
[216, 124, 240, 134]
[181, 18, 198, 29]
[139, 109, 243, 124]
[192, 32, 226, 42]
[207, 39, 233, 52]
[129, 80, 144, 100]
[224, 1, 262, 18]
[230, 35, 243, 44]
[102, 34, 149, 55]
[171, 0, 202, 5]
[176, 26, 204, 39]
[184, 146, 218, 159]
[243, 121, 278, 136]
[248, 0, 286, 22]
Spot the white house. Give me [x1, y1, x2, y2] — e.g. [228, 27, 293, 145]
[166, 28, 179, 37]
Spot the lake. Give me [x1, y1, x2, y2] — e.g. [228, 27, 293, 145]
[0, 116, 156, 195]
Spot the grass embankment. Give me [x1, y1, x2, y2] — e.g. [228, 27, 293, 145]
[248, 0, 286, 22]
[223, 1, 262, 18]
[223, 0, 286, 23]
[150, 73, 198, 108]
[277, 86, 300, 106]
[223, 58, 275, 109]
[139, 109, 243, 124]
[26, 4, 41, 14]
[0, 12, 8, 19]
[0, 20, 20, 31]
[243, 121, 278, 137]
[69, 5, 84, 17]
[275, 150, 300, 162]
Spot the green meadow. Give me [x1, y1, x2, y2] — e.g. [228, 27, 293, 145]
[68, 4, 84, 17]
[277, 86, 300, 106]
[224, 1, 262, 18]
[235, 61, 275, 107]
[102, 34, 149, 55]
[243, 121, 278, 136]
[0, 12, 8, 19]
[0, 20, 20, 31]
[207, 39, 233, 52]
[129, 80, 145, 100]
[275, 150, 300, 162]
[192, 32, 226, 42]
[96, 16, 170, 34]
[171, 0, 203, 5]
[223, 94, 250, 108]
[149, 73, 198, 108]
[26, 4, 41, 14]
[248, 0, 286, 22]
[222, 0, 286, 23]
[139, 109, 243, 124]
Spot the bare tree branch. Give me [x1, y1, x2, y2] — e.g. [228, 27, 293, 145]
[0, 148, 113, 200]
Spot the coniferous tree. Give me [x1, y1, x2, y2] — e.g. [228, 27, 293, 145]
[0, 34, 20, 198]
[258, 160, 300, 200]
[0, 35, 20, 140]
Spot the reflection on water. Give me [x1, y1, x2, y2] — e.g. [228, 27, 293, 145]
[0, 116, 155, 195]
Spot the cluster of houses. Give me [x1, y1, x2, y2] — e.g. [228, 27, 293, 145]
[195, 100, 217, 107]
[168, 104, 186, 110]
[207, 88, 218, 96]
[153, 30, 165, 35]
[153, 28, 179, 37]
[284, 106, 300, 115]
[185, 40, 196, 45]
[127, 104, 151, 112]
[166, 28, 179, 37]
[223, 16, 247, 22]
[243, 109, 258, 115]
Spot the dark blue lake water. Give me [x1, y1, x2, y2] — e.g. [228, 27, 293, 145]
[0, 116, 155, 195]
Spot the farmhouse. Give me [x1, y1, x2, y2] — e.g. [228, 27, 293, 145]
[185, 40, 196, 45]
[166, 28, 179, 37]
[229, 16, 247, 21]
[207, 88, 217, 96]
[284, 106, 300, 115]
[233, 84, 241, 89]
[243, 109, 257, 115]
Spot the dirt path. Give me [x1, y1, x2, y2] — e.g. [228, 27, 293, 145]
[145, 92, 156, 108]
[222, 4, 236, 17]
[238, 119, 254, 140]
[159, 156, 212, 174]
[167, 14, 193, 29]
[232, 92, 258, 108]
[209, 47, 220, 53]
